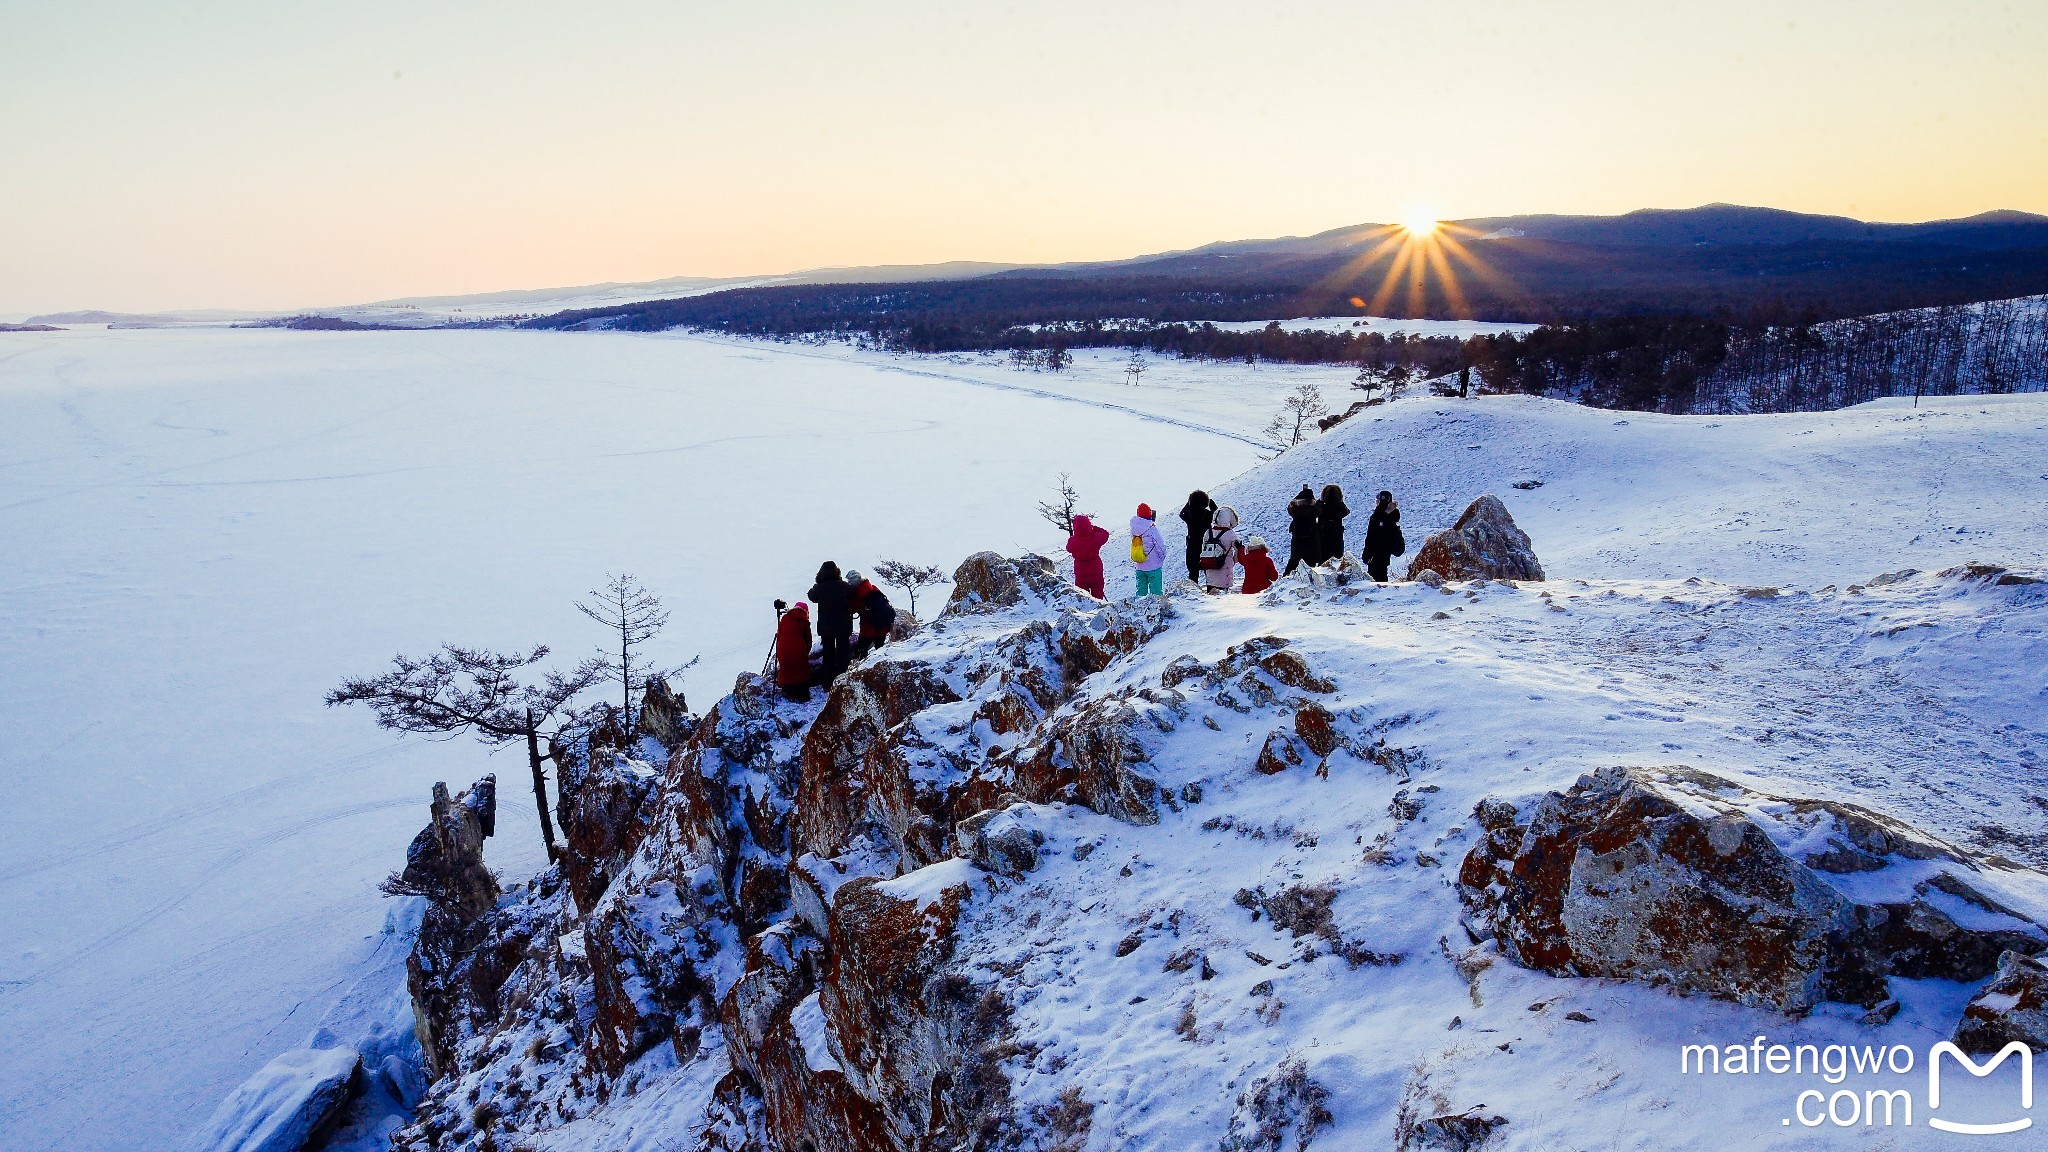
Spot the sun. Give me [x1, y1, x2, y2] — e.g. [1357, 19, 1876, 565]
[1401, 210, 1440, 239]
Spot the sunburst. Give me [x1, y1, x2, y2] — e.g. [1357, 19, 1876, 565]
[1297, 215, 1515, 320]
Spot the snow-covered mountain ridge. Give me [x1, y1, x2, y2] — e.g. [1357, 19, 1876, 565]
[318, 392, 2048, 1151]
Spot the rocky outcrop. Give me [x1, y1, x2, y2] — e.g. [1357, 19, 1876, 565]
[392, 776, 498, 919]
[1954, 950, 2048, 1052]
[1459, 767, 2044, 1012]
[555, 745, 661, 914]
[1405, 495, 1543, 582]
[817, 870, 1015, 1150]
[385, 555, 1236, 1152]
[636, 674, 694, 745]
[794, 659, 963, 870]
[946, 551, 1065, 614]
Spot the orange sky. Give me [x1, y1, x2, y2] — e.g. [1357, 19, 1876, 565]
[3, 0, 2044, 315]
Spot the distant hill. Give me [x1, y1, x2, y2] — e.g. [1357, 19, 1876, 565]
[530, 204, 2048, 336]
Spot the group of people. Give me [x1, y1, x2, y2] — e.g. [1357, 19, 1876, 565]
[773, 561, 897, 701]
[1075, 484, 1406, 599]
[770, 485, 1406, 702]
[1286, 484, 1405, 582]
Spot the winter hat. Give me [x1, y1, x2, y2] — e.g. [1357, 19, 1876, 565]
[1137, 502, 1154, 519]
[844, 570, 864, 585]
[1248, 536, 1268, 550]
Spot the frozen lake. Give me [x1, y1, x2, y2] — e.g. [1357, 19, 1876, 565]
[0, 327, 1272, 1148]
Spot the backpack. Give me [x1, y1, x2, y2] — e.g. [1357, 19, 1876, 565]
[1199, 528, 1229, 570]
[1130, 534, 1148, 563]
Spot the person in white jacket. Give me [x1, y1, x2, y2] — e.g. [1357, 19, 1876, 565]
[1129, 503, 1167, 597]
[1197, 505, 1242, 592]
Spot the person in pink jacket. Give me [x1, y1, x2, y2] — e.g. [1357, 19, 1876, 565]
[1065, 513, 1110, 598]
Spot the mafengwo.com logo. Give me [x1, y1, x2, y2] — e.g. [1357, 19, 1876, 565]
[1681, 1037, 2033, 1133]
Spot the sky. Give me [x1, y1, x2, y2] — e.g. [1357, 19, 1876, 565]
[2, 0, 2044, 315]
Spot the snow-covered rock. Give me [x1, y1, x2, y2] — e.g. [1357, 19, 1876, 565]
[186, 1046, 360, 1152]
[1458, 766, 2045, 1012]
[1954, 949, 2048, 1052]
[1405, 494, 1544, 583]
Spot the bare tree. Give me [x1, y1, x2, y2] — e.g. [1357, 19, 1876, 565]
[1123, 349, 1149, 387]
[1043, 345, 1074, 373]
[327, 644, 605, 863]
[1263, 382, 1328, 454]
[873, 559, 949, 618]
[576, 573, 670, 717]
[1037, 471, 1086, 534]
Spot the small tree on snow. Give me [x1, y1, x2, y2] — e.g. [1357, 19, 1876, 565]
[1042, 345, 1074, 373]
[576, 573, 671, 718]
[1037, 471, 1086, 534]
[873, 560, 949, 618]
[327, 644, 607, 863]
[1124, 349, 1149, 387]
[1263, 382, 1328, 454]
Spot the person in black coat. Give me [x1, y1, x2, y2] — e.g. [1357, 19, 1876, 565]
[1361, 490, 1404, 583]
[808, 561, 855, 682]
[1178, 490, 1216, 582]
[1283, 486, 1319, 574]
[1315, 484, 1350, 565]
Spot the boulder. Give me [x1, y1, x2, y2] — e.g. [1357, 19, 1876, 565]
[987, 697, 1163, 826]
[1954, 950, 2048, 1052]
[944, 551, 1065, 615]
[1458, 767, 2043, 1013]
[1405, 495, 1544, 582]
[184, 1046, 361, 1152]
[955, 804, 1044, 878]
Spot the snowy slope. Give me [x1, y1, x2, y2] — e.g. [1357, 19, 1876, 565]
[376, 387, 2048, 1151]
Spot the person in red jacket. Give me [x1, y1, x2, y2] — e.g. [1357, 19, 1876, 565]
[1240, 535, 1280, 594]
[1065, 513, 1110, 598]
[774, 599, 814, 702]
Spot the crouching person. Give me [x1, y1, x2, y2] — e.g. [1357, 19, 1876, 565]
[774, 599, 814, 702]
[847, 569, 897, 658]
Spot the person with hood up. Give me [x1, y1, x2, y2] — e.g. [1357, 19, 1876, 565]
[1065, 513, 1110, 599]
[773, 599, 814, 702]
[1197, 504, 1243, 592]
[1178, 490, 1216, 582]
[1240, 535, 1279, 594]
[1361, 490, 1405, 583]
[1315, 483, 1350, 566]
[808, 561, 854, 683]
[1129, 503, 1166, 597]
[846, 569, 897, 658]
[1283, 485, 1319, 574]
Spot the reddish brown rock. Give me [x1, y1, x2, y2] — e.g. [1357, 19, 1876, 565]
[1459, 767, 2043, 1013]
[793, 660, 962, 870]
[944, 551, 1065, 614]
[1406, 495, 1544, 582]
[1954, 950, 2048, 1052]
[1256, 729, 1310, 775]
[555, 745, 659, 915]
[1294, 702, 1341, 758]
